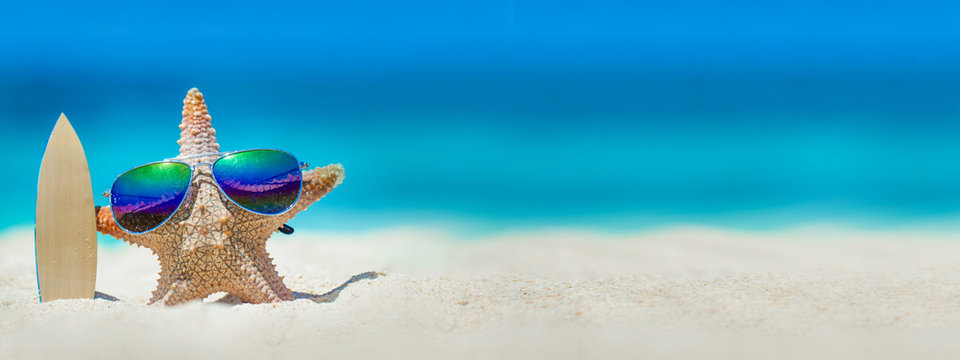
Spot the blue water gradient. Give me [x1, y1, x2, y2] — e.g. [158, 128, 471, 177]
[3, 1, 960, 235]
[5, 72, 960, 235]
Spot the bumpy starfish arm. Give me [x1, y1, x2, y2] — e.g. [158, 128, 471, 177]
[277, 163, 344, 224]
[95, 206, 153, 248]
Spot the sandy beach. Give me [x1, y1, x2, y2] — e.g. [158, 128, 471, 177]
[3, 225, 960, 359]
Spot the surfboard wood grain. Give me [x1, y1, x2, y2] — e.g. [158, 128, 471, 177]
[35, 113, 97, 301]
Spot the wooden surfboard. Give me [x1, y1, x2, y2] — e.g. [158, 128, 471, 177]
[35, 114, 97, 302]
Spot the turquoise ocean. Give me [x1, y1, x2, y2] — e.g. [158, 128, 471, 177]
[2, 1, 960, 239]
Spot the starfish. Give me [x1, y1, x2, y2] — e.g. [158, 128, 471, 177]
[94, 88, 345, 305]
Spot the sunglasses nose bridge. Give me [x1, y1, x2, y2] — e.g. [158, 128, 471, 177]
[190, 162, 215, 175]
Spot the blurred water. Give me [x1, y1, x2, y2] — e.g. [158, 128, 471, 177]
[3, 68, 960, 235]
[4, 1, 960, 235]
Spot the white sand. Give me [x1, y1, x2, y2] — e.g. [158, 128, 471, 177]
[3, 225, 960, 359]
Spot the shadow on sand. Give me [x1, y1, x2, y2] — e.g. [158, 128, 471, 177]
[292, 271, 384, 303]
[215, 270, 385, 305]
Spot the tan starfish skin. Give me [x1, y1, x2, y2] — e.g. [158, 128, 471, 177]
[95, 88, 344, 305]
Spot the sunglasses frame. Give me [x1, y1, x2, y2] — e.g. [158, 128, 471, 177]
[105, 149, 309, 234]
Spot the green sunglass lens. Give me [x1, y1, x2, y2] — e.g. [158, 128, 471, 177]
[110, 162, 192, 233]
